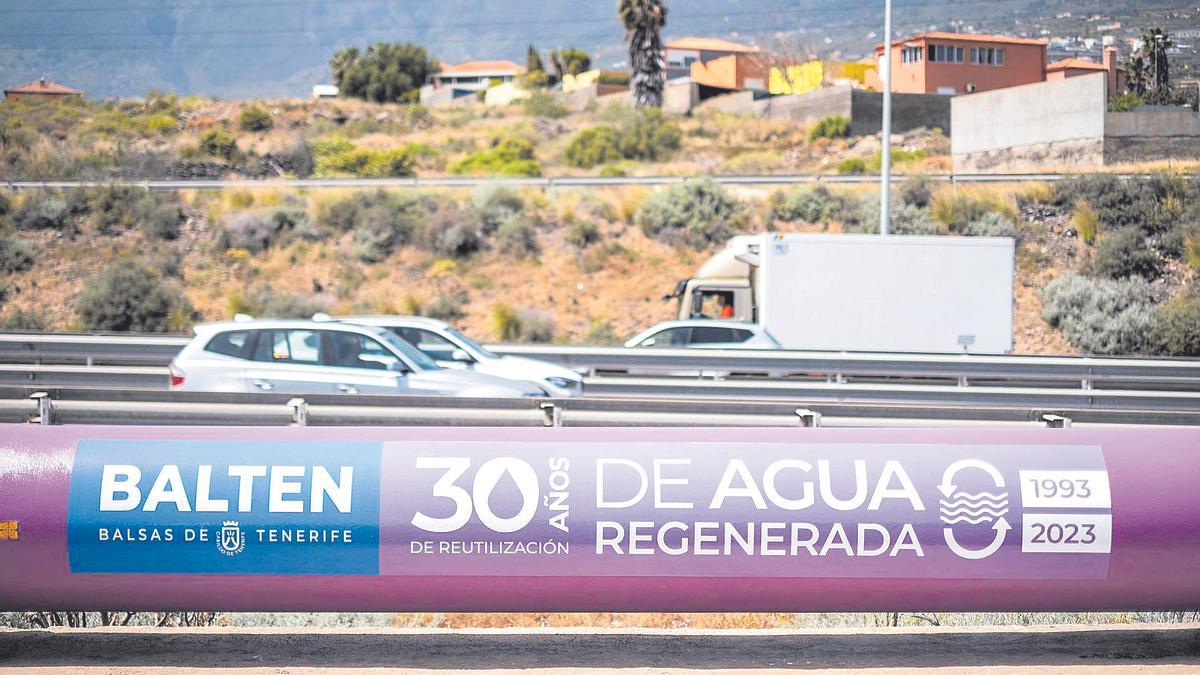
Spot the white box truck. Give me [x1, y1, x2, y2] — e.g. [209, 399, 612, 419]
[665, 233, 1014, 353]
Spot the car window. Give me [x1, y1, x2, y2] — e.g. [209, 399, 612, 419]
[730, 329, 755, 343]
[376, 331, 439, 371]
[392, 327, 461, 362]
[445, 327, 496, 359]
[640, 327, 690, 347]
[326, 331, 400, 371]
[251, 329, 321, 365]
[205, 330, 249, 358]
[690, 326, 736, 344]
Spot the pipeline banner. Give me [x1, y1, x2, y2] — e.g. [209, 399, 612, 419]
[67, 438, 1112, 579]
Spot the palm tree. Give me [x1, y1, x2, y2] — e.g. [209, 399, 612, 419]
[1130, 28, 1174, 104]
[1125, 54, 1147, 97]
[618, 0, 668, 107]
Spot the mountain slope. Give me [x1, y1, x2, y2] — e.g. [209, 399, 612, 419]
[0, 0, 1189, 98]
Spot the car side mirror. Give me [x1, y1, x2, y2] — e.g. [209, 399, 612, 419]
[451, 348, 472, 363]
[387, 361, 409, 374]
[640, 338, 656, 347]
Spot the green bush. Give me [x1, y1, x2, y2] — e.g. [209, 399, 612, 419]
[522, 91, 570, 119]
[320, 189, 422, 233]
[585, 319, 621, 345]
[565, 219, 601, 248]
[495, 216, 539, 256]
[449, 136, 541, 176]
[219, 212, 274, 252]
[1108, 92, 1144, 112]
[1053, 174, 1181, 234]
[1151, 289, 1200, 356]
[87, 185, 144, 234]
[11, 194, 76, 235]
[636, 177, 746, 249]
[198, 128, 237, 160]
[836, 158, 866, 175]
[963, 211, 1021, 239]
[313, 144, 427, 178]
[809, 115, 851, 141]
[75, 259, 194, 332]
[564, 127, 623, 169]
[1071, 199, 1100, 244]
[425, 292, 467, 321]
[470, 186, 525, 234]
[898, 176, 933, 208]
[1040, 272, 1157, 354]
[490, 302, 555, 342]
[220, 204, 312, 253]
[845, 199, 941, 235]
[769, 185, 844, 224]
[565, 109, 681, 168]
[321, 191, 425, 262]
[138, 200, 184, 240]
[0, 308, 48, 331]
[433, 223, 484, 259]
[0, 235, 34, 274]
[930, 192, 1007, 232]
[1091, 227, 1162, 280]
[617, 109, 682, 161]
[1185, 228, 1200, 273]
[238, 106, 274, 132]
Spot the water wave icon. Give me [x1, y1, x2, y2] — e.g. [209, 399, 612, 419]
[939, 491, 1010, 525]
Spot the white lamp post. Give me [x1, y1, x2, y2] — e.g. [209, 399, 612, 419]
[880, 0, 893, 236]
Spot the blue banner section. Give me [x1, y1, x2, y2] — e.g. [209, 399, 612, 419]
[68, 440, 381, 575]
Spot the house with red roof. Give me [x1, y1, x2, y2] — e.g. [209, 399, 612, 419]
[3, 77, 83, 102]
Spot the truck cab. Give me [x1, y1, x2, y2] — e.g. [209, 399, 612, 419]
[667, 235, 757, 322]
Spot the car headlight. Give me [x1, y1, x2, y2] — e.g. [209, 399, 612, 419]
[544, 376, 577, 389]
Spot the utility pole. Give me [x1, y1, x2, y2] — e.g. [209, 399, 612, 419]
[880, 0, 893, 236]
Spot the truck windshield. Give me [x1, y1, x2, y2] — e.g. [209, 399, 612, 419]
[377, 331, 441, 371]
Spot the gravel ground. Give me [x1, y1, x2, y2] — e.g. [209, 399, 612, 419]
[1, 623, 1198, 672]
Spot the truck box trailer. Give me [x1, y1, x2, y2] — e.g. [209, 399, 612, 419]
[669, 233, 1014, 354]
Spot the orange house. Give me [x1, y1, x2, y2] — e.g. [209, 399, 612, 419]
[689, 53, 768, 91]
[867, 33, 1048, 96]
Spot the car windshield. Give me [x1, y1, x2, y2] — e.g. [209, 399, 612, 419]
[445, 327, 497, 359]
[376, 330, 441, 371]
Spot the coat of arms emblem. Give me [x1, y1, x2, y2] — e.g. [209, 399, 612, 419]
[217, 521, 246, 557]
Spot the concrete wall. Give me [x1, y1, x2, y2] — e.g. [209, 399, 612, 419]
[564, 82, 632, 112]
[1105, 110, 1200, 164]
[849, 89, 950, 136]
[662, 81, 699, 116]
[694, 90, 757, 115]
[755, 85, 948, 135]
[951, 74, 1107, 172]
[760, 85, 853, 124]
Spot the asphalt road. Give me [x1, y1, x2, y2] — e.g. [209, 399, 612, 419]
[2, 624, 1199, 672]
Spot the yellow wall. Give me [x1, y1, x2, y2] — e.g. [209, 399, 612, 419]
[768, 61, 824, 95]
[768, 60, 875, 94]
[835, 61, 874, 84]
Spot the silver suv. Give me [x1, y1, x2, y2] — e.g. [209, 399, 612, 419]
[169, 319, 544, 397]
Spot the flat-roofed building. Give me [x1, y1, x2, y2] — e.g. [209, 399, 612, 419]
[866, 32, 1048, 96]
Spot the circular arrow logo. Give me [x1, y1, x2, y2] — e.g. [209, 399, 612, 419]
[939, 460, 1010, 560]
